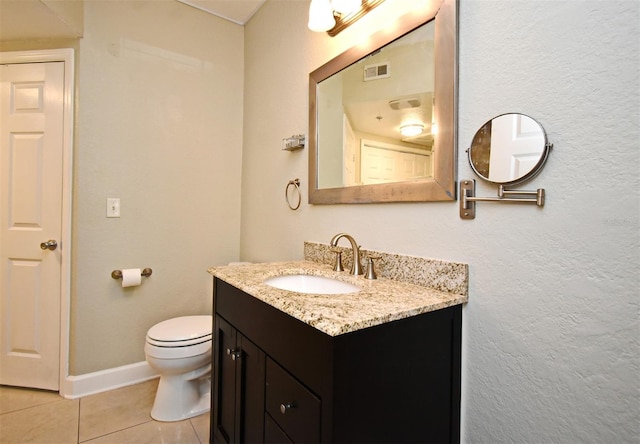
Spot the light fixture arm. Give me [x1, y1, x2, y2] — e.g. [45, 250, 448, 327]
[308, 0, 386, 36]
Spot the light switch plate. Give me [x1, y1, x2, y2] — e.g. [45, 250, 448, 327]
[107, 198, 120, 218]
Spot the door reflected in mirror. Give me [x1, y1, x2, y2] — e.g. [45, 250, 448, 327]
[468, 113, 551, 185]
[317, 21, 435, 189]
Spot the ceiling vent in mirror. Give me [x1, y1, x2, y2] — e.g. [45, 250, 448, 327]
[388, 97, 421, 110]
[364, 62, 390, 81]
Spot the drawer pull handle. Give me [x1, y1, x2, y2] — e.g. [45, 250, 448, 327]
[280, 402, 296, 414]
[226, 348, 241, 361]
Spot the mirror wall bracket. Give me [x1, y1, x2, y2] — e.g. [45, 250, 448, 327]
[459, 179, 545, 219]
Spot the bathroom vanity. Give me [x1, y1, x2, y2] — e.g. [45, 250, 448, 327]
[209, 257, 467, 444]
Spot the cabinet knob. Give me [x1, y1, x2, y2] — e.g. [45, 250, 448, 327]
[226, 348, 241, 360]
[280, 402, 295, 414]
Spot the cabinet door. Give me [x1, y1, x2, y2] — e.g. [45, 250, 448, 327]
[213, 315, 266, 444]
[213, 316, 238, 444]
[238, 334, 265, 443]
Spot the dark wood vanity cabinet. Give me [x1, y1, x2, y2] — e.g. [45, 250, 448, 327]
[211, 278, 462, 444]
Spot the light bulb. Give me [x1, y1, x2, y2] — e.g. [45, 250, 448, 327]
[308, 0, 336, 32]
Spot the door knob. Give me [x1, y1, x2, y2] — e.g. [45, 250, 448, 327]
[40, 240, 58, 251]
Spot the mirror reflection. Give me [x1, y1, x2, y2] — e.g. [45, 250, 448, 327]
[317, 21, 435, 189]
[309, 0, 457, 204]
[468, 113, 551, 185]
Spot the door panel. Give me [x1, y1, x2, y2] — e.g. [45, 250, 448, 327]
[489, 114, 546, 182]
[0, 61, 64, 390]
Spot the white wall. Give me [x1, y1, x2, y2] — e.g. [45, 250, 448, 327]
[71, 0, 244, 374]
[242, 0, 639, 442]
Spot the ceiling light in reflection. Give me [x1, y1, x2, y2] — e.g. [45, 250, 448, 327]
[400, 123, 424, 137]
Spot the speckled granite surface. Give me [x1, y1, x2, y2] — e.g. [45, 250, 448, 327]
[304, 241, 468, 296]
[208, 249, 468, 336]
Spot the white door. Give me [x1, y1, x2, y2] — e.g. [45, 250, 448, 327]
[361, 146, 396, 184]
[489, 114, 546, 183]
[0, 61, 64, 390]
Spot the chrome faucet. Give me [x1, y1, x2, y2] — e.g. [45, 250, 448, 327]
[329, 233, 363, 275]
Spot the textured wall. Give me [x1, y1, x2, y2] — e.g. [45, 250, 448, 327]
[242, 0, 639, 442]
[71, 0, 244, 374]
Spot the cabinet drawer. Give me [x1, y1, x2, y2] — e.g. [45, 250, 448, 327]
[266, 358, 321, 444]
[265, 413, 293, 444]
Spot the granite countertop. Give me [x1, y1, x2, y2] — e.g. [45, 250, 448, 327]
[208, 260, 468, 337]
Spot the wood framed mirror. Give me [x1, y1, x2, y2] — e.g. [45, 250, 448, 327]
[309, 0, 457, 204]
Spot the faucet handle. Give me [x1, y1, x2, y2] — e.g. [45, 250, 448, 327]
[365, 255, 381, 280]
[330, 247, 344, 272]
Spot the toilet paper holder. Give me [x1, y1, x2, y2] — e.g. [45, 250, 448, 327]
[111, 268, 153, 279]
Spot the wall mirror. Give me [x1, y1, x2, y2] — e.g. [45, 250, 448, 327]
[309, 0, 457, 204]
[468, 113, 551, 185]
[460, 113, 553, 219]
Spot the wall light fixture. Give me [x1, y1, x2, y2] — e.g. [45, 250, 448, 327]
[308, 0, 385, 36]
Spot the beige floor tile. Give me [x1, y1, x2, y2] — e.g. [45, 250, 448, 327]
[82, 418, 201, 444]
[79, 378, 159, 442]
[190, 412, 210, 443]
[0, 397, 79, 444]
[0, 385, 63, 414]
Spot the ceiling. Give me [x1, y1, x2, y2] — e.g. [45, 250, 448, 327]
[176, 0, 266, 25]
[0, 0, 266, 41]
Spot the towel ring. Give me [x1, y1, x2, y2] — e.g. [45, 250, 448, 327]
[285, 178, 301, 210]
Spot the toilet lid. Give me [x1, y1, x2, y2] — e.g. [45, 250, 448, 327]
[147, 315, 212, 343]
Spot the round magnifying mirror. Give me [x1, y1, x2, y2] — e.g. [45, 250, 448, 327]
[468, 113, 551, 185]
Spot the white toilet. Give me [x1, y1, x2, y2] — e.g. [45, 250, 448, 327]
[144, 315, 213, 422]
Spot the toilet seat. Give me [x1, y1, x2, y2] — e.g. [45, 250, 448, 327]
[146, 315, 212, 347]
[146, 334, 212, 348]
[145, 339, 211, 359]
[145, 315, 212, 359]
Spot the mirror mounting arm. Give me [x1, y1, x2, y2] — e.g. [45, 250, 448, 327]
[459, 179, 545, 219]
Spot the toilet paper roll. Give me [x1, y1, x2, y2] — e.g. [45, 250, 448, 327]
[121, 268, 142, 287]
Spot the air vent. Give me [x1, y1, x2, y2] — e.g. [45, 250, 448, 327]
[363, 62, 390, 81]
[388, 98, 421, 110]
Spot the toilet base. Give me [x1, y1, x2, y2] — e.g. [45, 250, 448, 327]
[150, 364, 211, 422]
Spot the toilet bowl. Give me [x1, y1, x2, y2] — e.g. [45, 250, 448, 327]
[144, 315, 213, 422]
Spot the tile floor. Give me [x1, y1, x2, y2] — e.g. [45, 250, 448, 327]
[0, 379, 210, 443]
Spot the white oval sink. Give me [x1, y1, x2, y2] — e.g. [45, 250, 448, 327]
[263, 274, 361, 294]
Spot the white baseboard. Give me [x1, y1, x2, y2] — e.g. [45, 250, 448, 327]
[60, 361, 159, 399]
